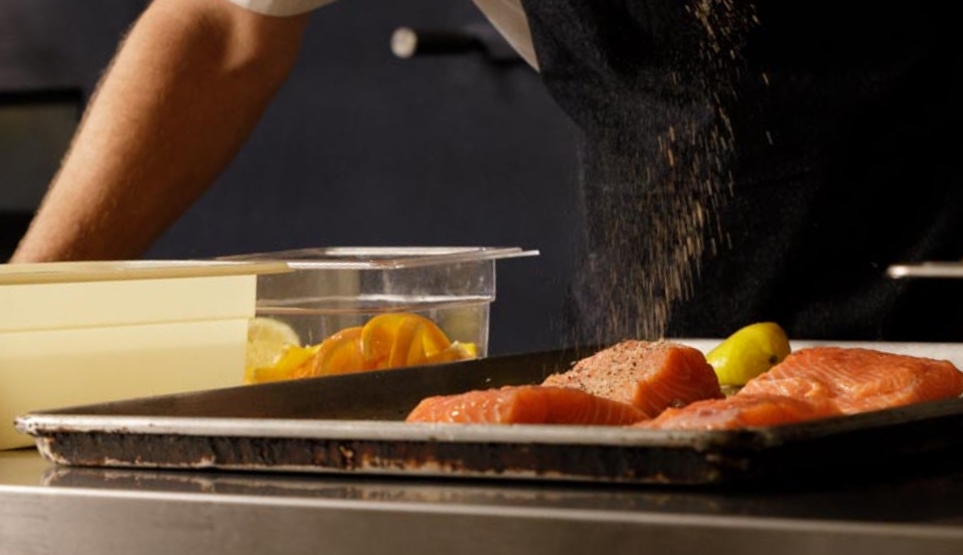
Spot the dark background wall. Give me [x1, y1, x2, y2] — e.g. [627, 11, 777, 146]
[0, 0, 583, 355]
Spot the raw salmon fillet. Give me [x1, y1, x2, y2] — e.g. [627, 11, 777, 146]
[405, 385, 648, 425]
[739, 347, 963, 414]
[542, 340, 723, 418]
[639, 394, 842, 430]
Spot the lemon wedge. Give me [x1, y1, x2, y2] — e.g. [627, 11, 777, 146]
[706, 322, 791, 386]
[245, 317, 301, 375]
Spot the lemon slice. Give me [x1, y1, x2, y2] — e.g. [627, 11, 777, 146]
[246, 343, 320, 385]
[245, 317, 301, 374]
[425, 341, 479, 364]
[706, 322, 791, 386]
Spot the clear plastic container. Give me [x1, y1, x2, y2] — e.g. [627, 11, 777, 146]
[218, 247, 539, 358]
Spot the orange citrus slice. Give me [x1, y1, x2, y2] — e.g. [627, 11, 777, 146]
[296, 326, 365, 377]
[383, 316, 413, 368]
[360, 313, 409, 369]
[414, 318, 453, 359]
[360, 313, 454, 370]
[319, 326, 366, 375]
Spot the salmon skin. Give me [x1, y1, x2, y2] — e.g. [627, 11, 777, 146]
[740, 347, 963, 414]
[542, 340, 724, 418]
[640, 394, 842, 430]
[646, 347, 963, 430]
[405, 385, 648, 425]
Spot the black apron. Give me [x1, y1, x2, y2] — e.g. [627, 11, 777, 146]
[521, 0, 963, 343]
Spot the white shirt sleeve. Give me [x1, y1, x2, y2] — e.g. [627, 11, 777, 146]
[224, 0, 337, 17]
[470, 0, 538, 70]
[227, 0, 539, 70]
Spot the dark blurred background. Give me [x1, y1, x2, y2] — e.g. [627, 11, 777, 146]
[0, 0, 582, 355]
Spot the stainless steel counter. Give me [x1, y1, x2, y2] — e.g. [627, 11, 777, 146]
[3, 449, 963, 555]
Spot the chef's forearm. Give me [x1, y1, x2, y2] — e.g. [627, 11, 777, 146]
[11, 0, 309, 263]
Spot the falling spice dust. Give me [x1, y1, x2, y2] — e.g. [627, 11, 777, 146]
[573, 0, 758, 346]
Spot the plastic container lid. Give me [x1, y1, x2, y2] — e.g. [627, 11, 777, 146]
[218, 246, 540, 270]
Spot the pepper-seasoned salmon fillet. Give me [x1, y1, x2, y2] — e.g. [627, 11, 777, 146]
[405, 385, 648, 425]
[639, 393, 842, 430]
[739, 347, 963, 414]
[542, 340, 724, 418]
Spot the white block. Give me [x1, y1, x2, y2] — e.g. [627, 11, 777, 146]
[0, 319, 249, 449]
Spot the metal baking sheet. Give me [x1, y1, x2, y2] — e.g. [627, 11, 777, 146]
[15, 341, 963, 486]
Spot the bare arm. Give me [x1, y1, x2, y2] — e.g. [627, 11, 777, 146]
[10, 0, 309, 262]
